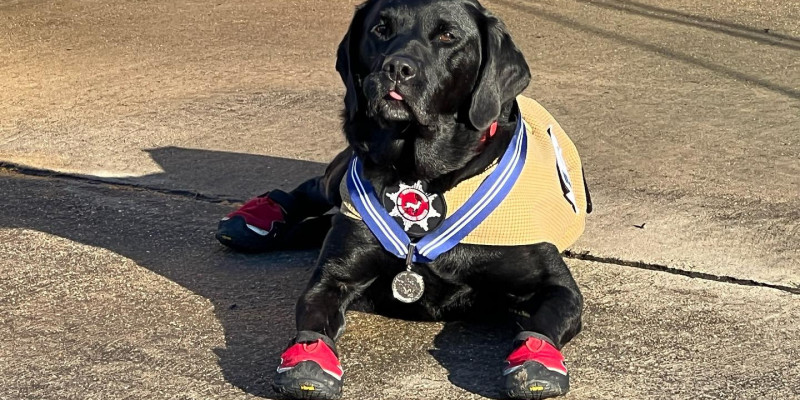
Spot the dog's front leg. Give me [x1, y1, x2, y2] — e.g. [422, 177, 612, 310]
[273, 216, 380, 399]
[511, 261, 583, 350]
[295, 258, 376, 341]
[488, 243, 583, 399]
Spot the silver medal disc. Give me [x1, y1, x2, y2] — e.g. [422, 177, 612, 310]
[391, 270, 425, 303]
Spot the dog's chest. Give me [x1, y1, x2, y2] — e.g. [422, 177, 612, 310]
[374, 245, 491, 309]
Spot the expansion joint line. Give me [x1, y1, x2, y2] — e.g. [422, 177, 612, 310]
[564, 251, 800, 295]
[0, 161, 242, 204]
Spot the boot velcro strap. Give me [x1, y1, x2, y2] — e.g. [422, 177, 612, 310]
[513, 331, 556, 348]
[295, 330, 338, 356]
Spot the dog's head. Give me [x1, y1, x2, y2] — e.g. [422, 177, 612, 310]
[336, 0, 530, 180]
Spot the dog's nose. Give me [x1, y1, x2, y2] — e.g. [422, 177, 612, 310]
[382, 56, 417, 82]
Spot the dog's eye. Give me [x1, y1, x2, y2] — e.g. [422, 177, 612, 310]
[438, 32, 456, 43]
[371, 22, 390, 38]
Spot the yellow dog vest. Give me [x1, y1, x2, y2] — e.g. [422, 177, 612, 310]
[340, 95, 587, 252]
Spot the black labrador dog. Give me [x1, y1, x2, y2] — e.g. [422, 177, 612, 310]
[268, 0, 590, 399]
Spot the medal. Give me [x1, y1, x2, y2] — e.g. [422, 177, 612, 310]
[392, 243, 425, 303]
[382, 182, 445, 238]
[392, 270, 424, 303]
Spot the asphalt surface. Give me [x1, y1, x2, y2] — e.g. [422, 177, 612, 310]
[1, 0, 798, 399]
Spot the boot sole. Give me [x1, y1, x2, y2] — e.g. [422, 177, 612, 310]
[504, 361, 569, 399]
[273, 361, 343, 400]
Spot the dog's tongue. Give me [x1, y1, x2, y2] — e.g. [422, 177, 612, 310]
[388, 90, 403, 100]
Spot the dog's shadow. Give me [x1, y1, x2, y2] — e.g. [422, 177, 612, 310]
[3, 146, 529, 399]
[1, 147, 332, 398]
[429, 320, 518, 399]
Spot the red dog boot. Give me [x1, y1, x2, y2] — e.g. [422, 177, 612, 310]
[503, 333, 570, 399]
[273, 335, 343, 400]
[216, 190, 292, 252]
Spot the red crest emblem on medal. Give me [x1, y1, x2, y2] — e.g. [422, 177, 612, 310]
[396, 188, 430, 221]
[383, 181, 445, 236]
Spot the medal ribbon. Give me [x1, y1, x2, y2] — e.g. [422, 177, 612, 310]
[346, 115, 528, 263]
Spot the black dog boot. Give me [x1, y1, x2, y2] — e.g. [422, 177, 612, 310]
[273, 332, 343, 400]
[216, 190, 295, 252]
[503, 333, 570, 399]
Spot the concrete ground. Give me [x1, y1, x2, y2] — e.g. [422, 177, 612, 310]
[1, 0, 798, 399]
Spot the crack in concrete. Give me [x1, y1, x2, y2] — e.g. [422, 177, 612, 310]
[0, 161, 242, 204]
[564, 251, 800, 295]
[3, 160, 798, 296]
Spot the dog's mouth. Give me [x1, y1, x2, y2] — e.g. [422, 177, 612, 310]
[377, 89, 414, 122]
[362, 74, 430, 125]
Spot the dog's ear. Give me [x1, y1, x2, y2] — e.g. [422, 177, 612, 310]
[336, 2, 372, 121]
[469, 14, 531, 131]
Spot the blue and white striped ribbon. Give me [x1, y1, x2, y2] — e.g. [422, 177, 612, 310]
[345, 114, 528, 263]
